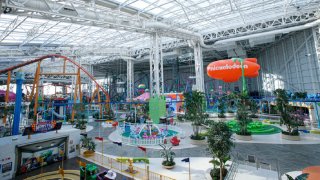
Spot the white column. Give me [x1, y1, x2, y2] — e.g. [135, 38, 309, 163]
[127, 58, 134, 100]
[193, 41, 205, 92]
[312, 26, 320, 84]
[149, 32, 163, 97]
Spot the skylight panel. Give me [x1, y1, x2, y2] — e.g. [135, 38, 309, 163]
[148, 8, 163, 15]
[130, 1, 150, 9]
[113, 0, 127, 4]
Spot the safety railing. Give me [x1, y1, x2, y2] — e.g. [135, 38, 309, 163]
[224, 154, 239, 180]
[80, 149, 175, 180]
[121, 136, 166, 146]
[116, 122, 184, 146]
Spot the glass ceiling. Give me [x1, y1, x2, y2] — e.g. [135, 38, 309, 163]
[0, 0, 319, 62]
[111, 0, 320, 32]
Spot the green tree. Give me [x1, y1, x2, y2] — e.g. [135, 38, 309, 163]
[217, 97, 226, 118]
[274, 89, 299, 135]
[74, 103, 87, 130]
[236, 94, 252, 135]
[207, 122, 234, 180]
[184, 91, 207, 140]
[226, 93, 237, 113]
[249, 99, 259, 118]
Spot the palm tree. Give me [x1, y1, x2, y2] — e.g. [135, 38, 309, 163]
[159, 144, 175, 166]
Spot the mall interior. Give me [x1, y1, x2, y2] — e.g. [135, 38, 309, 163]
[0, 0, 320, 180]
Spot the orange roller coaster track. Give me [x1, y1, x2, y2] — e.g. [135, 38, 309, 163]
[0, 54, 110, 120]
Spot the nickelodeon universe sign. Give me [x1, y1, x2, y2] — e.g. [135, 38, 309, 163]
[31, 121, 57, 133]
[207, 58, 260, 83]
[207, 63, 249, 71]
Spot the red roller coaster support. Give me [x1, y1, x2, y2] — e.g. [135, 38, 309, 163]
[0, 54, 110, 104]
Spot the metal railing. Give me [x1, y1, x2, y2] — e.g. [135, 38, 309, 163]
[81, 149, 175, 180]
[224, 155, 239, 180]
[116, 123, 184, 146]
[226, 152, 281, 180]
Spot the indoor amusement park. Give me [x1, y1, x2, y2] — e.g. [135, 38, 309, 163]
[0, 1, 320, 180]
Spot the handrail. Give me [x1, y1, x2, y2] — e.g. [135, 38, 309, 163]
[80, 149, 175, 180]
[116, 123, 184, 146]
[225, 156, 239, 180]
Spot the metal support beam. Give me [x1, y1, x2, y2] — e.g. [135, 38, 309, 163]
[304, 30, 317, 94]
[291, 37, 303, 91]
[40, 73, 78, 76]
[127, 58, 134, 100]
[3, 71, 11, 124]
[193, 41, 204, 92]
[312, 26, 320, 82]
[149, 32, 163, 97]
[71, 68, 81, 122]
[33, 62, 41, 118]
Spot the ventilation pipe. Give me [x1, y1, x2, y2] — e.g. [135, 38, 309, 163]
[7, 0, 142, 27]
[145, 19, 320, 49]
[215, 18, 320, 45]
[144, 22, 214, 48]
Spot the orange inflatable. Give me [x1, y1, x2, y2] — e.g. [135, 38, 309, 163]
[207, 58, 260, 82]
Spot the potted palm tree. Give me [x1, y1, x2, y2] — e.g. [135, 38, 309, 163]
[184, 91, 207, 143]
[217, 97, 226, 118]
[226, 93, 237, 117]
[235, 94, 252, 141]
[75, 114, 87, 133]
[81, 137, 96, 157]
[274, 89, 300, 141]
[249, 99, 259, 118]
[207, 121, 233, 180]
[159, 144, 175, 169]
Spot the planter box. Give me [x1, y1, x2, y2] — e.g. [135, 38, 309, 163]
[162, 165, 175, 169]
[235, 134, 252, 141]
[298, 126, 306, 130]
[81, 129, 86, 133]
[281, 133, 300, 141]
[83, 150, 95, 157]
[190, 138, 207, 145]
[225, 113, 235, 117]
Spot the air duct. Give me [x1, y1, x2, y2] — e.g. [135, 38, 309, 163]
[145, 19, 320, 49]
[214, 19, 320, 45]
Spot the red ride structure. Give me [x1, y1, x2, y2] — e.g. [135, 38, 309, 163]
[0, 54, 110, 121]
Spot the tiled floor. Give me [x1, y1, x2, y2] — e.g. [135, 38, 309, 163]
[87, 122, 320, 175]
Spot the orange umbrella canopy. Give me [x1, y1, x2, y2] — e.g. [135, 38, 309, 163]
[207, 58, 260, 82]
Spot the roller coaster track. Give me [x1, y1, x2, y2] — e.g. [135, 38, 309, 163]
[0, 54, 110, 102]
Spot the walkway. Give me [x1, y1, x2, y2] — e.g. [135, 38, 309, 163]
[87, 122, 320, 175]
